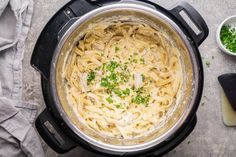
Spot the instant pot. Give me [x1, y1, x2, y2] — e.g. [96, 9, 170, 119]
[31, 0, 209, 156]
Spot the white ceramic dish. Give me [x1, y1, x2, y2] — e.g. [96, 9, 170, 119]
[216, 15, 236, 56]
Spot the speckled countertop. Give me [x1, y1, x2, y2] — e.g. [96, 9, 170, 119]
[22, 0, 236, 156]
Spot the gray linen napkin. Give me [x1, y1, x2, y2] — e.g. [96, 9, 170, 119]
[0, 0, 44, 157]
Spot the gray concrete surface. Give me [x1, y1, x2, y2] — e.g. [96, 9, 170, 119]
[22, 0, 236, 156]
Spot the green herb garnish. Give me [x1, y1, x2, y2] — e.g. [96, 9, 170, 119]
[113, 88, 130, 98]
[113, 88, 123, 97]
[132, 94, 150, 106]
[106, 61, 120, 72]
[101, 77, 109, 87]
[108, 73, 118, 82]
[141, 74, 145, 81]
[119, 72, 129, 83]
[122, 88, 130, 96]
[115, 104, 121, 109]
[87, 70, 96, 83]
[205, 60, 210, 67]
[140, 58, 145, 64]
[115, 46, 120, 51]
[220, 25, 236, 53]
[100, 77, 117, 91]
[135, 87, 144, 94]
[106, 96, 113, 103]
[132, 58, 138, 63]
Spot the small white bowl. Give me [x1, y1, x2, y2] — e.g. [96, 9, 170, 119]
[216, 15, 236, 56]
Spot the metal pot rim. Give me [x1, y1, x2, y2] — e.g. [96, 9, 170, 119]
[49, 2, 201, 153]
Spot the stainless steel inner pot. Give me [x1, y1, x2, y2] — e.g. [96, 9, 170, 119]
[50, 2, 199, 153]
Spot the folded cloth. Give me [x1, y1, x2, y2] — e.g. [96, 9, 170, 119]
[0, 0, 45, 157]
[0, 98, 43, 157]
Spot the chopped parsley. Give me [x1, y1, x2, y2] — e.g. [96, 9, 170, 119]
[220, 25, 236, 53]
[141, 74, 145, 81]
[101, 77, 109, 87]
[132, 58, 138, 63]
[131, 88, 150, 106]
[122, 88, 130, 96]
[132, 94, 150, 106]
[135, 87, 144, 94]
[113, 88, 130, 98]
[113, 88, 122, 97]
[87, 70, 95, 83]
[108, 73, 118, 82]
[106, 96, 113, 103]
[121, 64, 128, 71]
[115, 46, 120, 51]
[100, 60, 150, 107]
[119, 72, 129, 83]
[205, 60, 210, 67]
[100, 61, 131, 98]
[140, 58, 145, 64]
[115, 104, 121, 109]
[106, 61, 120, 72]
[202, 58, 211, 68]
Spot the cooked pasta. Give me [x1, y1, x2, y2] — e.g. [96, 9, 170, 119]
[63, 19, 183, 139]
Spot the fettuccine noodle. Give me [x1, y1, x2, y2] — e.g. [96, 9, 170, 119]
[64, 19, 183, 139]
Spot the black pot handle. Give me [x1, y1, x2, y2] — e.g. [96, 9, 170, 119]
[169, 1, 209, 46]
[57, 17, 80, 41]
[35, 109, 77, 154]
[30, 0, 99, 79]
